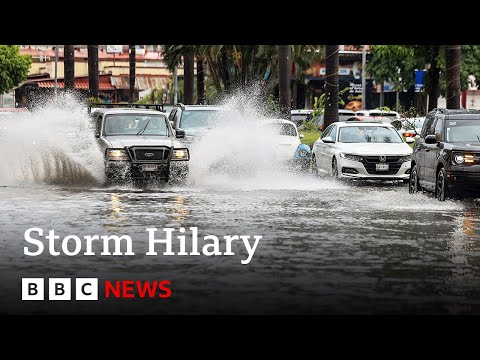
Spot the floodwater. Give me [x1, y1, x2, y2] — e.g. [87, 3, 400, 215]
[0, 95, 479, 315]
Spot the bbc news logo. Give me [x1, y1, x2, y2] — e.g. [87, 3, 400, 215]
[22, 278, 171, 300]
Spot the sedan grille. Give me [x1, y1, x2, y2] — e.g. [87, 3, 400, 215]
[360, 155, 405, 175]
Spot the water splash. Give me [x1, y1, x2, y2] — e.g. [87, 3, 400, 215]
[0, 93, 104, 186]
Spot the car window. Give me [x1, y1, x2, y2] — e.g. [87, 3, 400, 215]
[421, 116, 434, 138]
[173, 110, 182, 128]
[356, 112, 366, 116]
[434, 118, 444, 141]
[330, 125, 337, 141]
[266, 123, 297, 136]
[104, 114, 169, 136]
[322, 124, 333, 138]
[168, 109, 176, 123]
[179, 110, 225, 129]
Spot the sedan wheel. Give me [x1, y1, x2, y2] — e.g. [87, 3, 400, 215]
[436, 168, 448, 201]
[409, 165, 419, 194]
[332, 157, 339, 178]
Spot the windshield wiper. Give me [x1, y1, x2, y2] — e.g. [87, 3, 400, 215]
[136, 119, 151, 135]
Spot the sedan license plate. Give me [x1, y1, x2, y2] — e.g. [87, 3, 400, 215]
[376, 163, 389, 171]
[142, 164, 158, 171]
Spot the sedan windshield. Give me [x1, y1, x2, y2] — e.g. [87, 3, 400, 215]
[104, 114, 169, 136]
[265, 122, 297, 136]
[446, 119, 480, 142]
[338, 126, 403, 143]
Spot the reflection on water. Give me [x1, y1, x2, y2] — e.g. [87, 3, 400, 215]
[0, 181, 480, 315]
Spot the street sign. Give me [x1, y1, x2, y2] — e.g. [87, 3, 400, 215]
[415, 69, 426, 92]
[106, 45, 122, 54]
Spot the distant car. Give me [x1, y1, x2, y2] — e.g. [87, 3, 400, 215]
[305, 109, 355, 130]
[311, 121, 412, 181]
[355, 109, 401, 120]
[92, 107, 189, 184]
[409, 109, 480, 201]
[398, 117, 426, 138]
[290, 109, 313, 127]
[168, 103, 232, 147]
[263, 118, 311, 169]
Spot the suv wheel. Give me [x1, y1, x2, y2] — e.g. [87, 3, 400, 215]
[409, 165, 419, 194]
[436, 167, 448, 201]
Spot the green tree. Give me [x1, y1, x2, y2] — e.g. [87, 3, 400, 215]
[366, 45, 417, 106]
[0, 45, 32, 94]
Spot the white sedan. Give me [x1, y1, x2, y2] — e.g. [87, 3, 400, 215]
[311, 121, 412, 181]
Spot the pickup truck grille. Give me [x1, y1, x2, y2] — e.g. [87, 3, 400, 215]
[129, 147, 171, 162]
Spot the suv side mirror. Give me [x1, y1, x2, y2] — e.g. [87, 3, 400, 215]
[176, 129, 186, 139]
[425, 134, 437, 144]
[322, 136, 335, 143]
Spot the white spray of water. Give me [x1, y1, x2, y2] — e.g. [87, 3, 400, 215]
[0, 93, 104, 186]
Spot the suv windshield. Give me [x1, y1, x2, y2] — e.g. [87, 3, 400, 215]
[180, 110, 226, 129]
[338, 126, 403, 143]
[446, 119, 480, 142]
[104, 114, 168, 136]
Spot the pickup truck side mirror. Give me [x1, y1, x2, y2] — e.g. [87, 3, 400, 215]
[176, 129, 186, 139]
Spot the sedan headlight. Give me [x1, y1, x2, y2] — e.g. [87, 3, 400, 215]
[399, 154, 412, 163]
[339, 153, 363, 162]
[172, 148, 189, 161]
[106, 149, 129, 161]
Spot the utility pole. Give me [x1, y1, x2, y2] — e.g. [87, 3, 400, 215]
[361, 48, 366, 109]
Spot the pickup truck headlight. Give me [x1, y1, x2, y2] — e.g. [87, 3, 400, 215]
[106, 149, 129, 161]
[339, 153, 363, 162]
[172, 148, 189, 161]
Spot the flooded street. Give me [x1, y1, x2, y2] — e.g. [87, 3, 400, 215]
[1, 96, 480, 315]
[1, 178, 480, 315]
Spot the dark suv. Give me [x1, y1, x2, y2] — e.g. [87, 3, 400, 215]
[409, 108, 480, 201]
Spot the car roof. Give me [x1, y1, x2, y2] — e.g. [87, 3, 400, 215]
[291, 109, 313, 114]
[336, 121, 395, 128]
[264, 118, 297, 126]
[92, 108, 167, 116]
[181, 105, 226, 111]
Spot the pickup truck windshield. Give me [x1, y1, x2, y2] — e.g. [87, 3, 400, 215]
[104, 114, 169, 136]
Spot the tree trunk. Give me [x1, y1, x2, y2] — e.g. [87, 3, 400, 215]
[241, 51, 248, 86]
[129, 45, 136, 102]
[323, 45, 339, 129]
[292, 81, 298, 109]
[219, 47, 231, 92]
[206, 52, 222, 93]
[183, 53, 195, 104]
[445, 45, 461, 109]
[278, 45, 291, 117]
[87, 45, 99, 99]
[64, 45, 75, 91]
[196, 57, 205, 104]
[380, 83, 384, 107]
[427, 45, 440, 111]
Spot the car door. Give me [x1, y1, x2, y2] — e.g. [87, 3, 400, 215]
[320, 125, 338, 172]
[313, 124, 332, 172]
[415, 115, 435, 184]
[424, 117, 444, 184]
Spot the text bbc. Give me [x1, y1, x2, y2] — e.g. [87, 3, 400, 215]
[22, 278, 172, 300]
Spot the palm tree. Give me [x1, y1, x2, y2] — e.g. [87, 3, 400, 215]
[183, 51, 195, 104]
[323, 45, 339, 129]
[129, 45, 136, 102]
[426, 45, 440, 111]
[278, 45, 291, 117]
[87, 45, 99, 99]
[196, 56, 205, 104]
[64, 45, 75, 91]
[445, 45, 461, 109]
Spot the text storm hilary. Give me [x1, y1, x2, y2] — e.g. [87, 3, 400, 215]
[23, 227, 262, 265]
